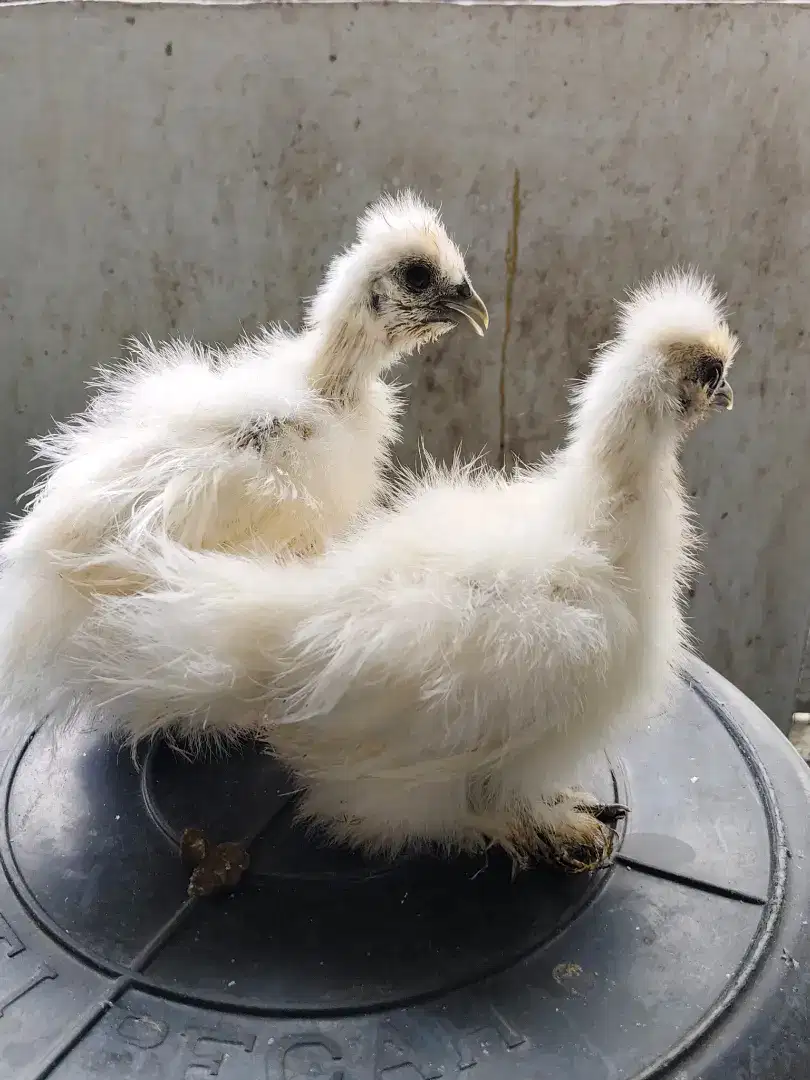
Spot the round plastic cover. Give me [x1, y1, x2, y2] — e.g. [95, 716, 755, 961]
[0, 659, 807, 1080]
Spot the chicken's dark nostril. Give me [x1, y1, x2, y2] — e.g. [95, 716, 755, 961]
[454, 280, 473, 301]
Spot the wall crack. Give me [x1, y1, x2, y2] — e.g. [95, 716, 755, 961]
[499, 168, 521, 470]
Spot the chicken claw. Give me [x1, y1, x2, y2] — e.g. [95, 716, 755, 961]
[586, 802, 629, 825]
[534, 795, 628, 875]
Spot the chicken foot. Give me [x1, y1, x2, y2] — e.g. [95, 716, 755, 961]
[485, 789, 628, 874]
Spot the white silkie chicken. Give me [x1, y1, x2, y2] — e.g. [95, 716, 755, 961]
[0, 191, 487, 721]
[68, 270, 736, 872]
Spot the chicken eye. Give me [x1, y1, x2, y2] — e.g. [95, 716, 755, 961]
[698, 355, 723, 392]
[401, 260, 434, 293]
[706, 366, 723, 392]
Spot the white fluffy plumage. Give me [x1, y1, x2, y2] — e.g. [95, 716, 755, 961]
[42, 271, 739, 868]
[0, 191, 487, 723]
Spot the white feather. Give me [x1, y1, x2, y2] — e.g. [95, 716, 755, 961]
[66, 270, 739, 860]
[0, 191, 478, 724]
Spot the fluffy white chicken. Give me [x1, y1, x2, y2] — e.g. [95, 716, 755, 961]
[68, 270, 737, 872]
[0, 191, 487, 721]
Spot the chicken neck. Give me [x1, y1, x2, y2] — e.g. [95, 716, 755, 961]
[307, 316, 394, 405]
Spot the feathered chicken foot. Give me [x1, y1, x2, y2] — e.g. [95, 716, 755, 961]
[484, 790, 628, 874]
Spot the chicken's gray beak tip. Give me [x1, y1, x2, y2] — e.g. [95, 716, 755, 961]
[445, 290, 489, 337]
[713, 381, 734, 412]
[471, 290, 489, 335]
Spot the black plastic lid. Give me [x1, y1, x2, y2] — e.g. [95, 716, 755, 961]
[0, 660, 808, 1080]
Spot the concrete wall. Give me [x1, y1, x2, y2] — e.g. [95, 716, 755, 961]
[0, 0, 808, 729]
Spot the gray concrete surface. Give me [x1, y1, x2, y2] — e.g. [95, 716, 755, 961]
[0, 1, 808, 730]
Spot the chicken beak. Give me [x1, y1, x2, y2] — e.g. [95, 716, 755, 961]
[713, 379, 734, 411]
[444, 287, 490, 337]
